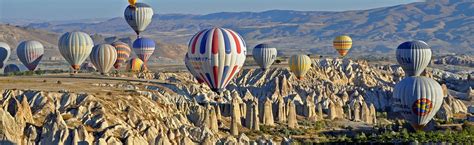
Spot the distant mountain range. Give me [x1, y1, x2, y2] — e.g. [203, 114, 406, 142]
[3, 0, 473, 60]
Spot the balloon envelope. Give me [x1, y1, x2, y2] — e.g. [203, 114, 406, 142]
[112, 42, 131, 69]
[187, 28, 247, 93]
[252, 43, 277, 70]
[393, 76, 443, 129]
[58, 32, 94, 71]
[184, 53, 204, 83]
[124, 3, 153, 35]
[90, 44, 117, 74]
[133, 37, 155, 66]
[396, 40, 432, 76]
[3, 64, 20, 75]
[0, 42, 11, 69]
[80, 62, 96, 72]
[289, 55, 312, 80]
[333, 35, 352, 57]
[126, 58, 144, 72]
[128, 0, 136, 6]
[17, 40, 44, 71]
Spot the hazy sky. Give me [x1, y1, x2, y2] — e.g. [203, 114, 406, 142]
[0, 0, 422, 21]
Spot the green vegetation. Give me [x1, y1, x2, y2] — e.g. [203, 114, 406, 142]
[256, 119, 474, 144]
[6, 70, 40, 76]
[259, 124, 306, 137]
[329, 123, 474, 144]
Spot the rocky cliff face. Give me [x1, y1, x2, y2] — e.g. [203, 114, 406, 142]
[0, 58, 469, 144]
[434, 55, 474, 67]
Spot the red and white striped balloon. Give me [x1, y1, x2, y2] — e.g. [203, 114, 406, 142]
[187, 28, 247, 93]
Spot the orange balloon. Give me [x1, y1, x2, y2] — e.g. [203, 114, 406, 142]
[128, 0, 136, 6]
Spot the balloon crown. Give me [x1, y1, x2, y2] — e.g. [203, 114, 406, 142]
[128, 0, 136, 6]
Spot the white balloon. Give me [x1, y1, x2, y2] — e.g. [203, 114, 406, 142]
[252, 43, 277, 70]
[90, 44, 117, 74]
[396, 40, 432, 76]
[393, 76, 443, 128]
[58, 32, 94, 71]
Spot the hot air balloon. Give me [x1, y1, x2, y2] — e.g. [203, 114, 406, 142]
[0, 42, 10, 69]
[393, 76, 443, 129]
[128, 0, 137, 6]
[124, 3, 154, 35]
[133, 37, 155, 66]
[184, 53, 204, 83]
[252, 43, 277, 70]
[126, 58, 144, 72]
[80, 62, 96, 72]
[58, 32, 94, 73]
[3, 64, 20, 75]
[90, 44, 117, 75]
[333, 35, 352, 57]
[187, 28, 247, 93]
[288, 54, 312, 80]
[396, 40, 432, 76]
[112, 41, 131, 69]
[17, 40, 44, 71]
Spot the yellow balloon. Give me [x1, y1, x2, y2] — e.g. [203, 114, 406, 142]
[333, 35, 352, 57]
[128, 0, 137, 6]
[126, 58, 144, 72]
[288, 55, 312, 80]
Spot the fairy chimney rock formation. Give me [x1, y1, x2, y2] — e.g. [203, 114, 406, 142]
[245, 99, 259, 131]
[230, 93, 241, 136]
[261, 98, 275, 126]
[209, 106, 219, 132]
[275, 95, 287, 123]
[287, 101, 298, 129]
[304, 95, 317, 121]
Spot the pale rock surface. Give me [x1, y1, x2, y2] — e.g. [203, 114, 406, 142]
[261, 98, 275, 126]
[274, 95, 286, 123]
[230, 94, 240, 136]
[287, 101, 298, 129]
[245, 99, 259, 131]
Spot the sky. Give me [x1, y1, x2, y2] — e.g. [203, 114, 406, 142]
[0, 0, 422, 21]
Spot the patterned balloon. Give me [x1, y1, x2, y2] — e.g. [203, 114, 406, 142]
[126, 58, 144, 72]
[252, 43, 277, 70]
[90, 44, 117, 74]
[333, 35, 353, 57]
[58, 32, 94, 71]
[288, 54, 312, 80]
[111, 42, 131, 69]
[184, 53, 204, 83]
[187, 28, 247, 93]
[396, 40, 432, 76]
[17, 40, 44, 71]
[0, 42, 11, 69]
[133, 37, 155, 66]
[393, 76, 443, 129]
[124, 3, 153, 35]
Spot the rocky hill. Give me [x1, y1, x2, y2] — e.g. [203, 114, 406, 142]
[25, 0, 474, 57]
[0, 59, 471, 144]
[434, 55, 474, 67]
[0, 24, 60, 60]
